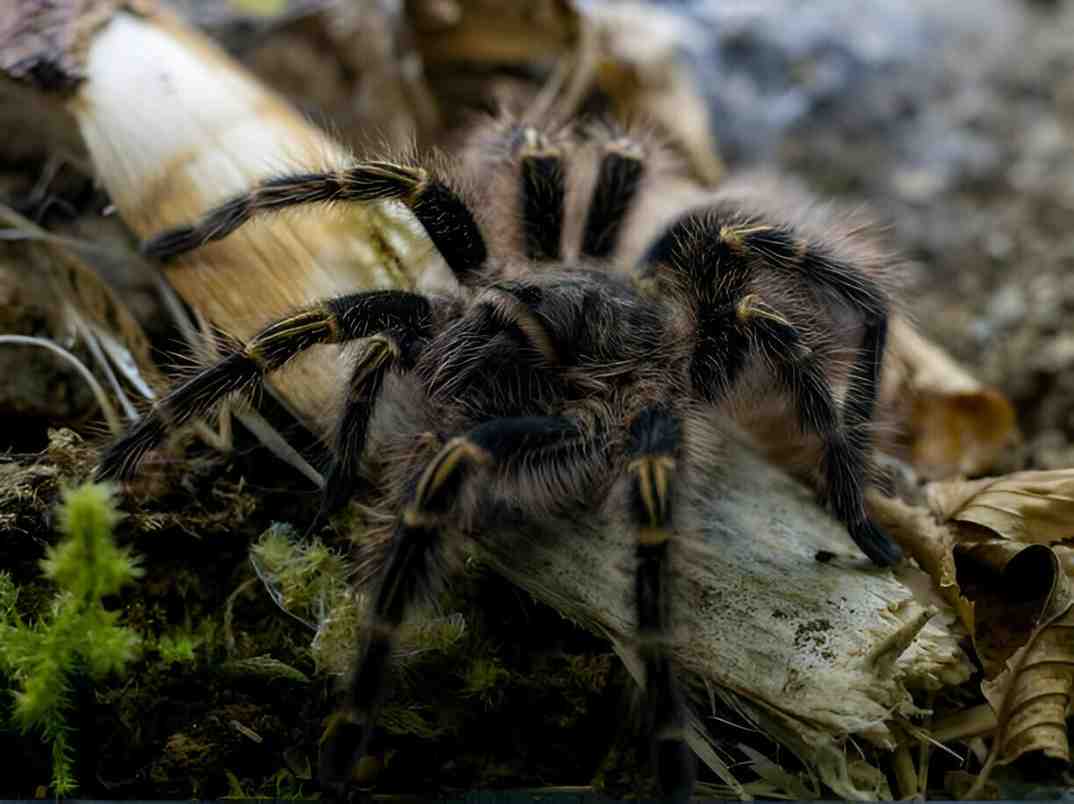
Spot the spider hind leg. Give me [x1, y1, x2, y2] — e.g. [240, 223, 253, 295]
[143, 160, 489, 286]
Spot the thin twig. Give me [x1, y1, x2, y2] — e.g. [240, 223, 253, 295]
[0, 335, 122, 435]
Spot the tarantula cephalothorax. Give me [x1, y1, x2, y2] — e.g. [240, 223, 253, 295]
[96, 118, 903, 801]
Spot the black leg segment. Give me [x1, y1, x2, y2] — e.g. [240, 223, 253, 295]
[637, 209, 902, 566]
[625, 406, 695, 804]
[582, 139, 645, 259]
[318, 329, 424, 521]
[515, 127, 566, 261]
[96, 290, 431, 481]
[143, 161, 489, 285]
[319, 415, 586, 794]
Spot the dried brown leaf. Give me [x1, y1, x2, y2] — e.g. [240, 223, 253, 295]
[928, 469, 1074, 546]
[867, 491, 970, 631]
[954, 543, 1055, 678]
[946, 769, 1000, 800]
[948, 541, 1074, 786]
[884, 318, 1020, 479]
[979, 546, 1074, 766]
[905, 467, 1074, 779]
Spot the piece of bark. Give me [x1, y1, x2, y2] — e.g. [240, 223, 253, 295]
[0, 0, 132, 92]
[469, 426, 971, 738]
[63, 2, 444, 438]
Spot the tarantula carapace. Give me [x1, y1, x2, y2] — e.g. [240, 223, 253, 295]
[97, 118, 903, 801]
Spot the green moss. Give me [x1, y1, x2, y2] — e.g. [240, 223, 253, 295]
[219, 654, 309, 684]
[156, 632, 199, 667]
[462, 657, 512, 709]
[0, 483, 142, 794]
[379, 704, 446, 738]
[250, 523, 469, 678]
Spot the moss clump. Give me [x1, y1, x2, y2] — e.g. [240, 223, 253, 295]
[462, 657, 512, 709]
[0, 483, 142, 794]
[249, 523, 469, 678]
[155, 632, 199, 667]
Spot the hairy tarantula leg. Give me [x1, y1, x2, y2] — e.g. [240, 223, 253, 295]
[319, 415, 584, 794]
[639, 215, 901, 565]
[727, 226, 894, 468]
[317, 329, 423, 521]
[626, 407, 695, 804]
[95, 290, 431, 481]
[738, 295, 902, 566]
[581, 137, 645, 259]
[142, 163, 488, 284]
[514, 127, 566, 261]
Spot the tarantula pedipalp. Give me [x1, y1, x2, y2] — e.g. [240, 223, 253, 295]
[97, 119, 903, 801]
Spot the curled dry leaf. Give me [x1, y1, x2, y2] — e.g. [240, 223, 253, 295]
[971, 545, 1074, 766]
[884, 317, 1020, 479]
[954, 543, 1057, 679]
[580, 3, 724, 184]
[881, 464, 1074, 771]
[413, 0, 724, 185]
[931, 469, 1074, 770]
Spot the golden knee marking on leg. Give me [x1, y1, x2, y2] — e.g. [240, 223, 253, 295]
[719, 224, 774, 254]
[735, 293, 791, 327]
[414, 437, 492, 509]
[638, 526, 671, 546]
[401, 506, 445, 529]
[321, 305, 343, 343]
[628, 455, 677, 528]
[481, 288, 559, 365]
[350, 335, 399, 385]
[242, 342, 268, 368]
[517, 127, 559, 159]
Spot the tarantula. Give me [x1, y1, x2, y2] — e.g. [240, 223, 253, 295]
[96, 118, 903, 801]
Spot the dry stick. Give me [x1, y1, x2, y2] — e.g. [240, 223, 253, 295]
[72, 316, 139, 421]
[152, 273, 325, 488]
[919, 693, 937, 800]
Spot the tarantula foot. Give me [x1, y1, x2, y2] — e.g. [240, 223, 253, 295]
[318, 710, 373, 798]
[848, 518, 903, 567]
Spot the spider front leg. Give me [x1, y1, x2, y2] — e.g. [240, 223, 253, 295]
[95, 290, 432, 481]
[625, 406, 695, 803]
[514, 126, 568, 261]
[318, 415, 590, 795]
[581, 136, 645, 259]
[317, 329, 424, 522]
[511, 123, 647, 262]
